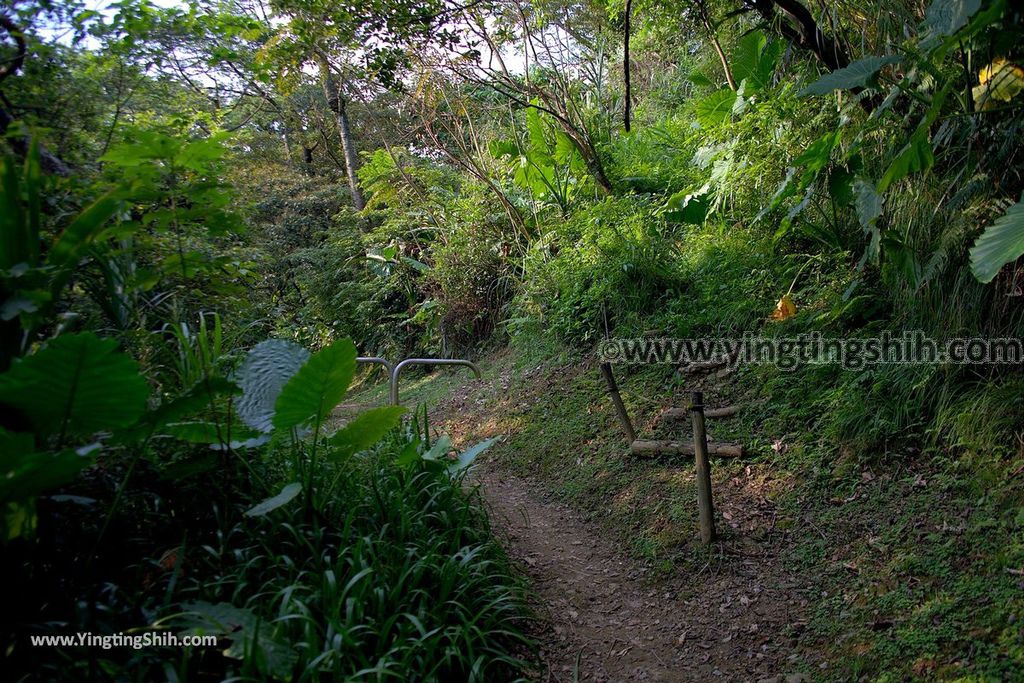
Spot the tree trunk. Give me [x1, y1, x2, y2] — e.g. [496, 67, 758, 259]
[744, 0, 849, 72]
[696, 0, 737, 91]
[582, 146, 614, 194]
[334, 97, 364, 210]
[623, 0, 633, 131]
[0, 107, 70, 175]
[302, 145, 316, 176]
[317, 55, 365, 210]
[741, 1, 884, 109]
[552, 118, 613, 193]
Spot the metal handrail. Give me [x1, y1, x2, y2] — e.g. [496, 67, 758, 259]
[357, 356, 394, 375]
[389, 358, 482, 405]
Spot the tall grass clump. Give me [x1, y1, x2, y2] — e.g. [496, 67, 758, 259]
[165, 450, 532, 682]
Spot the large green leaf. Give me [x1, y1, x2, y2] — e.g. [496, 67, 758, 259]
[176, 601, 296, 678]
[664, 190, 710, 224]
[0, 445, 94, 503]
[855, 180, 883, 229]
[328, 405, 406, 458]
[732, 31, 782, 92]
[793, 131, 840, 175]
[877, 85, 948, 193]
[0, 428, 93, 500]
[799, 56, 902, 96]
[695, 89, 738, 127]
[969, 199, 1024, 283]
[161, 421, 261, 446]
[46, 191, 123, 302]
[1, 427, 97, 541]
[882, 235, 922, 287]
[687, 71, 714, 88]
[0, 333, 148, 439]
[827, 166, 856, 207]
[235, 339, 310, 433]
[489, 139, 519, 158]
[525, 106, 548, 154]
[855, 180, 884, 264]
[762, 131, 840, 223]
[114, 376, 238, 445]
[272, 338, 356, 431]
[732, 32, 766, 87]
[149, 377, 238, 428]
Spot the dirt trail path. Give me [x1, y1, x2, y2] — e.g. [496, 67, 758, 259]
[474, 465, 812, 682]
[347, 360, 817, 681]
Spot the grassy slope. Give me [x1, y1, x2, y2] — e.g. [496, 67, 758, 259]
[348, 347, 1024, 682]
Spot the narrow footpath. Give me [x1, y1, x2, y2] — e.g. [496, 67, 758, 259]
[473, 463, 817, 682]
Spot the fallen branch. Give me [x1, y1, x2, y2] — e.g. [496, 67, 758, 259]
[661, 405, 741, 423]
[630, 439, 744, 458]
[680, 358, 728, 374]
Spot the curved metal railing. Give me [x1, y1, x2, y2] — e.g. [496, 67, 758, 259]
[388, 358, 482, 405]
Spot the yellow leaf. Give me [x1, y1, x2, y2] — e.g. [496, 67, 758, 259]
[770, 294, 797, 321]
[974, 58, 1024, 110]
[972, 83, 994, 111]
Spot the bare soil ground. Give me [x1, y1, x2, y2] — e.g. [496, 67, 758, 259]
[475, 465, 816, 682]
[424, 364, 821, 682]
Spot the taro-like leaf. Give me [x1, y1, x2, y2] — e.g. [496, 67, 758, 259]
[695, 89, 738, 126]
[969, 198, 1024, 283]
[855, 180, 883, 230]
[0, 428, 96, 510]
[175, 601, 296, 678]
[665, 190, 710, 225]
[0, 333, 148, 439]
[272, 338, 356, 431]
[328, 405, 406, 459]
[924, 0, 981, 41]
[799, 56, 902, 97]
[48, 192, 122, 271]
[732, 31, 783, 92]
[448, 436, 499, 474]
[161, 421, 261, 446]
[235, 339, 310, 433]
[177, 601, 257, 633]
[878, 130, 934, 193]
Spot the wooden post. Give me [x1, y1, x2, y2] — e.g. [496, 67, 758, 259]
[600, 362, 636, 443]
[690, 391, 716, 544]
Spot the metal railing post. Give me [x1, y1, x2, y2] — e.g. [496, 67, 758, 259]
[356, 356, 394, 376]
[389, 358, 482, 405]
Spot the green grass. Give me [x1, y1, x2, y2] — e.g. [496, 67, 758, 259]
[390, 344, 1024, 681]
[168, 454, 534, 682]
[791, 454, 1024, 681]
[6, 432, 533, 682]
